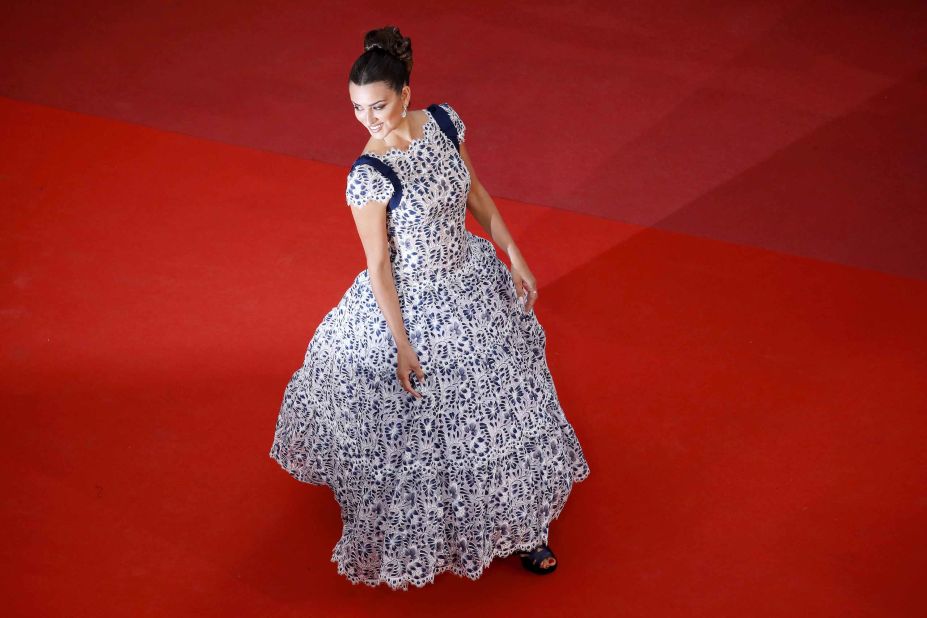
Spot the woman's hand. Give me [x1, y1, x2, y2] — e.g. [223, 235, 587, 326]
[510, 257, 539, 312]
[396, 343, 426, 398]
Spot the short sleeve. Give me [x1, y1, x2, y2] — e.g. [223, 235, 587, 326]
[439, 102, 466, 143]
[345, 163, 394, 208]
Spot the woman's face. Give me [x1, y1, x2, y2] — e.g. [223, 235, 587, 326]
[349, 81, 409, 139]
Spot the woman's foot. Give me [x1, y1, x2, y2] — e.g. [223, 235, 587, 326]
[518, 543, 558, 574]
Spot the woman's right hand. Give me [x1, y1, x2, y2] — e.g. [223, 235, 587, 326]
[396, 344, 426, 398]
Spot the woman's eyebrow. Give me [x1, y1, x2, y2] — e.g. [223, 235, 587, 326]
[352, 99, 386, 107]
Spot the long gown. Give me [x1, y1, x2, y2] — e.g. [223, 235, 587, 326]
[269, 102, 590, 590]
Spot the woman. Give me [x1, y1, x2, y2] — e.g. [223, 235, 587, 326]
[269, 25, 590, 590]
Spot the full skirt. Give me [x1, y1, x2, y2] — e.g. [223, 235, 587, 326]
[269, 231, 591, 590]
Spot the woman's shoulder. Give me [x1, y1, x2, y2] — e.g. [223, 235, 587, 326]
[345, 157, 395, 208]
[359, 135, 389, 158]
[431, 102, 466, 143]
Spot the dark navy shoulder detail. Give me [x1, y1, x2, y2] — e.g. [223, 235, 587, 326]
[351, 154, 403, 211]
[427, 103, 460, 152]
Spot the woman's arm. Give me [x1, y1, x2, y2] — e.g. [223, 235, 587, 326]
[458, 141, 539, 312]
[458, 142, 526, 266]
[349, 201, 411, 350]
[349, 198, 426, 397]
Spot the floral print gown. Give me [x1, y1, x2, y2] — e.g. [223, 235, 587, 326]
[269, 102, 590, 590]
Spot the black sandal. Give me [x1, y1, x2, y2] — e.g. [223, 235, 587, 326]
[518, 543, 558, 575]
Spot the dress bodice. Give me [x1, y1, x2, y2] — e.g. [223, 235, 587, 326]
[345, 103, 472, 285]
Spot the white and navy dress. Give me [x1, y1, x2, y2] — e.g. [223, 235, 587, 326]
[269, 102, 590, 590]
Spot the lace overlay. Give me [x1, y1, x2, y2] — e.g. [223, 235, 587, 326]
[346, 164, 394, 207]
[270, 102, 590, 590]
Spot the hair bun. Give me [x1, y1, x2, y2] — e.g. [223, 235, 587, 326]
[362, 25, 413, 76]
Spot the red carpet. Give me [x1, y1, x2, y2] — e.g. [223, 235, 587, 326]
[3, 3, 926, 617]
[2, 1, 925, 279]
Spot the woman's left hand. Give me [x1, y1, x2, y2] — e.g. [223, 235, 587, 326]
[510, 258, 539, 312]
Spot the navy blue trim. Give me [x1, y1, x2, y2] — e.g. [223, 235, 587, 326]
[427, 103, 460, 152]
[350, 155, 403, 211]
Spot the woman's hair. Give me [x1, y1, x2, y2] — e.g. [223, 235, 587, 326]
[349, 25, 413, 94]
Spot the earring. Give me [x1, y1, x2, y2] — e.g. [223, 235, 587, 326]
[402, 103, 408, 118]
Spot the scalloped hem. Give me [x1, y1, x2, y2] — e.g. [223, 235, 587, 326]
[328, 470, 590, 591]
